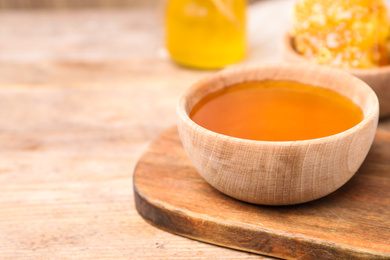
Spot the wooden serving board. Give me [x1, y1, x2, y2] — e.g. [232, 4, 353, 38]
[134, 127, 390, 260]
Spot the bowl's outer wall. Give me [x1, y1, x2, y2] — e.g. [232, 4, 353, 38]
[177, 114, 377, 205]
[177, 64, 379, 205]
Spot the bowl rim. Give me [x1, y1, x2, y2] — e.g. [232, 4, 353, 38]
[177, 63, 379, 146]
[283, 33, 390, 75]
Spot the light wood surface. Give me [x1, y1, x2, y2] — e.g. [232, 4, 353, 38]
[0, 1, 389, 259]
[135, 126, 390, 259]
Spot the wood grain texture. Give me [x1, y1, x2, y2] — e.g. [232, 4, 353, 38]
[134, 126, 390, 260]
[0, 8, 266, 260]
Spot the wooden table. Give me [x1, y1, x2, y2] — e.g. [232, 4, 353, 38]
[0, 1, 389, 259]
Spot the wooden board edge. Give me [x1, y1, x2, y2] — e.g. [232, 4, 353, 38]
[133, 172, 389, 260]
[132, 126, 390, 260]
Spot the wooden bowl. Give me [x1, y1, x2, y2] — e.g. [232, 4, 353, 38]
[177, 63, 379, 205]
[282, 33, 390, 118]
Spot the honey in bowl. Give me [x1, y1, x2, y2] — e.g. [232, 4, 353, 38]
[190, 81, 363, 141]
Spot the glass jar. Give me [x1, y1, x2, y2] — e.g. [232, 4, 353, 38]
[165, 0, 247, 69]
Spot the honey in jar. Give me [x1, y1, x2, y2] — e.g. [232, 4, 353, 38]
[165, 0, 246, 69]
[190, 81, 363, 141]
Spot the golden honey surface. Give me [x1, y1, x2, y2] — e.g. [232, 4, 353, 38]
[190, 81, 363, 141]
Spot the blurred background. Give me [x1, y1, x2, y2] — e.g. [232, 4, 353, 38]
[0, 0, 388, 9]
[0, 0, 261, 9]
[0, 0, 156, 8]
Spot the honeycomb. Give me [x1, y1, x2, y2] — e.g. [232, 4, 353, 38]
[291, 0, 390, 68]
